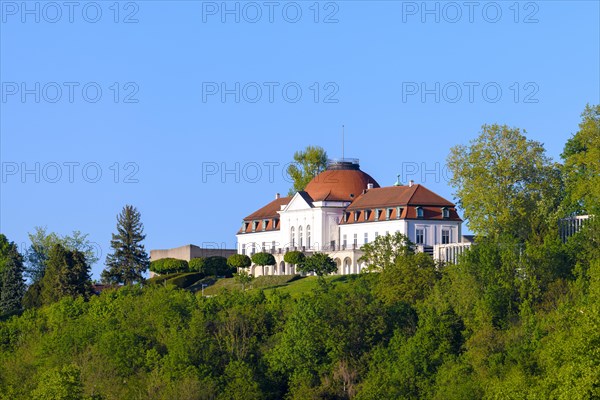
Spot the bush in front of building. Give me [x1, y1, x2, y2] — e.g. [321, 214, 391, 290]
[149, 258, 189, 275]
[189, 257, 206, 273]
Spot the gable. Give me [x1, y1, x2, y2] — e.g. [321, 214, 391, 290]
[281, 191, 314, 212]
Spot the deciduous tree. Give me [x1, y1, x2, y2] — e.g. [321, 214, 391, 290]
[561, 104, 600, 215]
[447, 124, 562, 241]
[287, 145, 328, 195]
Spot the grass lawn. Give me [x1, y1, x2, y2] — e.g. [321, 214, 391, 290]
[202, 274, 360, 298]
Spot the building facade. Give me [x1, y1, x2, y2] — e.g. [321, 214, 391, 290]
[236, 159, 468, 276]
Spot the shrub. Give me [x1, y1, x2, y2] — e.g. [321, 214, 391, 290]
[227, 254, 252, 271]
[167, 272, 205, 289]
[189, 258, 205, 273]
[149, 258, 189, 275]
[204, 256, 233, 277]
[284, 251, 305, 265]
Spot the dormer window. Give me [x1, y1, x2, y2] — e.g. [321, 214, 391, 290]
[416, 207, 424, 218]
[442, 208, 450, 219]
[396, 207, 403, 219]
[386, 208, 393, 220]
[354, 211, 359, 222]
[252, 221, 259, 232]
[375, 209, 382, 221]
[272, 218, 278, 228]
[262, 220, 268, 231]
[365, 210, 371, 220]
[242, 221, 249, 232]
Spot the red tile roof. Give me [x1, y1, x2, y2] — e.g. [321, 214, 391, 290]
[346, 184, 455, 209]
[340, 184, 461, 224]
[305, 169, 380, 201]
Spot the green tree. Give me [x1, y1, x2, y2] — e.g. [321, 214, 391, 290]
[219, 361, 262, 400]
[561, 104, 600, 215]
[32, 365, 85, 400]
[204, 256, 232, 277]
[0, 234, 26, 315]
[251, 252, 276, 275]
[376, 252, 439, 305]
[189, 257, 206, 273]
[149, 258, 189, 275]
[227, 254, 252, 272]
[359, 232, 414, 271]
[234, 270, 254, 291]
[102, 205, 149, 285]
[447, 124, 562, 241]
[297, 252, 336, 283]
[286, 145, 328, 195]
[40, 244, 92, 305]
[284, 250, 305, 273]
[24, 227, 98, 284]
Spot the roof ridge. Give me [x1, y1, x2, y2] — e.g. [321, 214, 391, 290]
[405, 184, 420, 205]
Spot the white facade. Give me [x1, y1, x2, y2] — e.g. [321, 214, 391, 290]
[236, 160, 465, 276]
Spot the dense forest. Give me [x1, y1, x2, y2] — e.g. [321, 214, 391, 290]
[0, 105, 598, 399]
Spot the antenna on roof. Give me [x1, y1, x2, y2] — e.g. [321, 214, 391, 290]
[342, 125, 345, 159]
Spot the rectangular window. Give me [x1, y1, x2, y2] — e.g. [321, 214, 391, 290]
[442, 229, 450, 244]
[262, 242, 266, 251]
[416, 229, 424, 244]
[343, 235, 347, 249]
[375, 232, 379, 238]
[272, 241, 276, 251]
[241, 244, 246, 255]
[353, 233, 358, 246]
[250, 243, 255, 255]
[364, 232, 368, 244]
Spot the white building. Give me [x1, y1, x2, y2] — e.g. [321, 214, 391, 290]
[236, 159, 467, 276]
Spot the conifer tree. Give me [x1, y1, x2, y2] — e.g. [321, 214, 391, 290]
[41, 244, 92, 305]
[0, 234, 26, 314]
[102, 205, 149, 285]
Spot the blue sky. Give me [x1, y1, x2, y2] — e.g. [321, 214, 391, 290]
[1, 0, 599, 278]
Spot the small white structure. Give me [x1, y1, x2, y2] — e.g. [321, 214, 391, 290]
[236, 159, 466, 276]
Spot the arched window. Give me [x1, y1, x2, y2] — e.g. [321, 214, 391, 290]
[298, 226, 303, 248]
[290, 227, 295, 248]
[306, 225, 311, 249]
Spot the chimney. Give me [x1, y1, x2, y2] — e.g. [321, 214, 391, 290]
[409, 180, 414, 187]
[367, 183, 374, 190]
[275, 193, 280, 199]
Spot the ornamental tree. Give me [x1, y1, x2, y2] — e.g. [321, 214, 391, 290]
[284, 251, 305, 275]
[149, 258, 189, 275]
[227, 254, 252, 271]
[189, 257, 206, 273]
[297, 252, 336, 283]
[251, 252, 276, 274]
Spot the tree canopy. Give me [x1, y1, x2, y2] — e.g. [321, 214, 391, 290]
[447, 124, 562, 241]
[561, 104, 600, 215]
[102, 205, 149, 285]
[286, 145, 328, 195]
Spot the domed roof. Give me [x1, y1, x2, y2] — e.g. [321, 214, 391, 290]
[304, 160, 380, 202]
